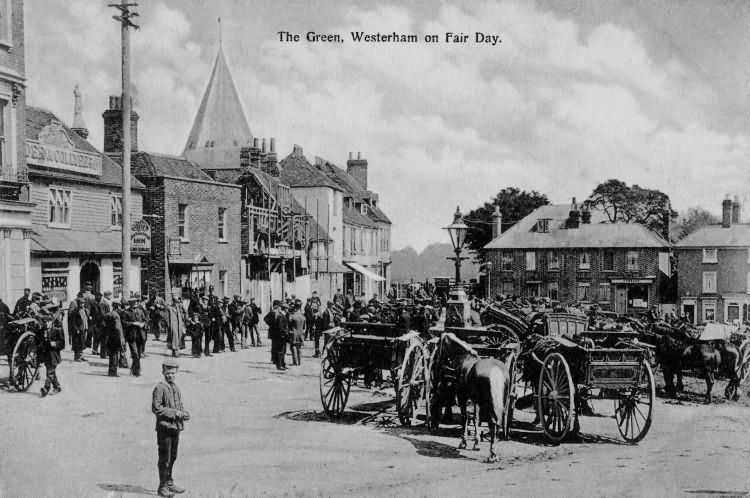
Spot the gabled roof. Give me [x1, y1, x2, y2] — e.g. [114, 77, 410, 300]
[484, 204, 669, 250]
[132, 152, 214, 181]
[279, 150, 342, 190]
[676, 223, 750, 248]
[25, 106, 144, 190]
[315, 159, 363, 193]
[183, 44, 253, 166]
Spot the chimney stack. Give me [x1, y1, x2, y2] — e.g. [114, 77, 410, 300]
[71, 85, 89, 139]
[581, 207, 591, 224]
[261, 137, 267, 154]
[732, 195, 741, 224]
[722, 196, 732, 228]
[240, 146, 250, 172]
[491, 205, 503, 238]
[346, 151, 368, 190]
[249, 138, 261, 168]
[102, 94, 139, 160]
[566, 197, 580, 229]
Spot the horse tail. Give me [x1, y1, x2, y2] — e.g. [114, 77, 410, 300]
[487, 364, 507, 426]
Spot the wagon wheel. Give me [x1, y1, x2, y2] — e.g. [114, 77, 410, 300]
[736, 339, 750, 384]
[502, 353, 517, 440]
[10, 331, 40, 392]
[426, 345, 443, 434]
[319, 335, 351, 418]
[396, 343, 428, 426]
[614, 359, 655, 444]
[537, 352, 575, 444]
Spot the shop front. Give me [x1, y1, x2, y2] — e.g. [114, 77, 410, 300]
[611, 278, 655, 316]
[167, 256, 214, 300]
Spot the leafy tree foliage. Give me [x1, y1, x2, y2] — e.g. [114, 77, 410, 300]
[464, 187, 549, 256]
[672, 207, 719, 242]
[583, 179, 677, 240]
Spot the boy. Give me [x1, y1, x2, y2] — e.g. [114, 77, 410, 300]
[152, 358, 190, 497]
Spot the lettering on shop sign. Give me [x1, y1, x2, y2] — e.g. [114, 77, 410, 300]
[131, 219, 151, 254]
[25, 121, 102, 176]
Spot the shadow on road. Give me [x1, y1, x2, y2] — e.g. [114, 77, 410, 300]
[683, 490, 748, 497]
[97, 483, 157, 496]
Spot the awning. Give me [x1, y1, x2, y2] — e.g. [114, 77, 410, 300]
[344, 261, 385, 282]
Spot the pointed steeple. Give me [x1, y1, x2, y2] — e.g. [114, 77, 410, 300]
[71, 85, 89, 139]
[183, 30, 253, 169]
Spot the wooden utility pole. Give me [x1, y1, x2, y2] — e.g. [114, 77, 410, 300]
[110, 1, 139, 299]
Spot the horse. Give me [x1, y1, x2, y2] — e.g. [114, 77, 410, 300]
[650, 327, 741, 404]
[437, 333, 510, 463]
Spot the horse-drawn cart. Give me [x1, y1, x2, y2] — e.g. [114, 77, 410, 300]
[2, 316, 42, 391]
[526, 313, 656, 444]
[319, 322, 430, 425]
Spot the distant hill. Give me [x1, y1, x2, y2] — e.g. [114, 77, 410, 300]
[390, 243, 480, 282]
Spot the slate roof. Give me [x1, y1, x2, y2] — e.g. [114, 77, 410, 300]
[484, 204, 669, 250]
[25, 106, 145, 190]
[31, 227, 124, 254]
[183, 44, 253, 156]
[131, 152, 215, 181]
[344, 205, 377, 228]
[675, 224, 750, 248]
[315, 160, 363, 193]
[279, 151, 342, 190]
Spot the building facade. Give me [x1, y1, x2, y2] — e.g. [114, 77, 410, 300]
[0, 0, 31, 305]
[676, 197, 750, 324]
[27, 105, 145, 304]
[484, 202, 669, 314]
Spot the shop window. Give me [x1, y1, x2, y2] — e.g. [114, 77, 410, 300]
[502, 281, 514, 296]
[547, 281, 559, 300]
[113, 261, 122, 299]
[702, 248, 718, 263]
[628, 284, 649, 308]
[579, 252, 591, 270]
[702, 271, 717, 294]
[626, 251, 639, 271]
[48, 187, 72, 227]
[218, 207, 227, 240]
[602, 251, 614, 271]
[178, 204, 189, 240]
[526, 282, 541, 298]
[727, 304, 740, 323]
[577, 283, 590, 302]
[190, 269, 210, 295]
[501, 252, 513, 271]
[110, 195, 123, 228]
[704, 303, 716, 322]
[525, 251, 536, 271]
[599, 283, 611, 302]
[41, 261, 69, 304]
[547, 251, 560, 271]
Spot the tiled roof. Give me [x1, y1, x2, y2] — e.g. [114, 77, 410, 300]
[132, 152, 214, 181]
[484, 204, 669, 250]
[315, 160, 363, 193]
[676, 223, 750, 248]
[279, 151, 342, 190]
[31, 226, 124, 254]
[367, 204, 391, 224]
[344, 205, 377, 228]
[25, 106, 145, 190]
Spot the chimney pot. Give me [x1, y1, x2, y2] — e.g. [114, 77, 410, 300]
[357, 151, 361, 160]
[348, 152, 353, 160]
[261, 138, 267, 153]
[270, 137, 276, 153]
[253, 137, 259, 148]
[491, 205, 503, 238]
[732, 195, 741, 224]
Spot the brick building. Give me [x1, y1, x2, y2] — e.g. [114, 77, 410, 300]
[0, 0, 31, 304]
[484, 200, 669, 314]
[675, 197, 750, 324]
[101, 95, 241, 301]
[26, 103, 145, 305]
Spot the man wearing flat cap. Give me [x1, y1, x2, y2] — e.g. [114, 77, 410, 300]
[121, 298, 143, 376]
[152, 358, 189, 497]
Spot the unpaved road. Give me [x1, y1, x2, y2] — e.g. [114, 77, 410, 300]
[1, 339, 749, 498]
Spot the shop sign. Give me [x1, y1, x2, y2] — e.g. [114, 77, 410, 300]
[25, 121, 102, 176]
[131, 219, 151, 254]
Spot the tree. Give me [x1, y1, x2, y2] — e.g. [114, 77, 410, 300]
[464, 187, 549, 256]
[672, 207, 719, 241]
[583, 179, 677, 240]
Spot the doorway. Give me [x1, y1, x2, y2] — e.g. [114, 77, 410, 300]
[615, 286, 627, 315]
[80, 262, 100, 293]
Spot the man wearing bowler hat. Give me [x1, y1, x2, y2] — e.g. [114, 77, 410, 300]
[152, 358, 189, 497]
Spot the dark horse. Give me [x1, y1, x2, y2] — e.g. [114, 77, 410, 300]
[651, 327, 740, 404]
[438, 333, 510, 463]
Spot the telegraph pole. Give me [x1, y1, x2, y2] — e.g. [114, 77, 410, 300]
[110, 1, 139, 299]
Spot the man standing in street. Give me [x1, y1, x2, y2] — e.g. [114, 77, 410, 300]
[39, 300, 65, 397]
[152, 358, 189, 497]
[247, 297, 261, 347]
[68, 292, 89, 362]
[265, 300, 288, 370]
[104, 301, 125, 377]
[121, 298, 143, 377]
[229, 295, 244, 349]
[288, 300, 306, 366]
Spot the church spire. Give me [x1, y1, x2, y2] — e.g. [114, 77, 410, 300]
[182, 35, 253, 169]
[71, 85, 89, 139]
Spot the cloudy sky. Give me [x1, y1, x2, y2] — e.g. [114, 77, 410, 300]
[25, 0, 750, 252]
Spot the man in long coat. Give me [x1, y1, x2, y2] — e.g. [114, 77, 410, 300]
[166, 297, 187, 358]
[121, 298, 143, 377]
[67, 293, 89, 361]
[39, 301, 65, 396]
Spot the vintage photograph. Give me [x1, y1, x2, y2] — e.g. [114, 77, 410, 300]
[1, 0, 749, 496]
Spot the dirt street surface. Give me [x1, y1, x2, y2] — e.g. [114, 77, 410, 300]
[2, 339, 750, 498]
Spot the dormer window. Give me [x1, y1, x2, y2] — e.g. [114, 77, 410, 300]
[361, 204, 368, 215]
[703, 248, 718, 263]
[536, 218, 550, 233]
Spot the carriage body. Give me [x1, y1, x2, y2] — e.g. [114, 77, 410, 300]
[4, 316, 44, 391]
[319, 322, 430, 424]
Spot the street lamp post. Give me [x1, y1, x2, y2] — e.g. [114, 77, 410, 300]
[277, 240, 290, 301]
[443, 206, 470, 327]
[483, 261, 492, 299]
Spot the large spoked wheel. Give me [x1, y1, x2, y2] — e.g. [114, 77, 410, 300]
[426, 346, 442, 434]
[736, 339, 750, 384]
[537, 352, 575, 444]
[396, 343, 428, 426]
[319, 336, 351, 418]
[10, 331, 40, 392]
[615, 360, 655, 444]
[502, 354, 517, 440]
